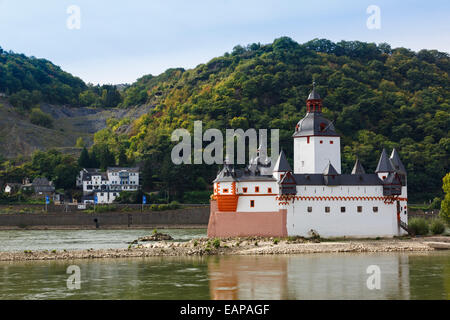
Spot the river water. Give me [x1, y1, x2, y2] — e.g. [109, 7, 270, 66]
[0, 230, 448, 300]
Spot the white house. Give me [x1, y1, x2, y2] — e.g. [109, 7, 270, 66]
[208, 84, 408, 238]
[77, 167, 140, 204]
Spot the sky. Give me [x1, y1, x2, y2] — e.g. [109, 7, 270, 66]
[0, 0, 449, 85]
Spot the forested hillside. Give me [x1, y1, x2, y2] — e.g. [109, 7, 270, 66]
[0, 38, 448, 203]
[94, 37, 449, 202]
[0, 47, 122, 110]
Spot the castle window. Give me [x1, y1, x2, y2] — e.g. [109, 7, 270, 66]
[307, 206, 312, 213]
[255, 186, 259, 193]
[223, 188, 229, 193]
[357, 206, 363, 213]
[373, 207, 378, 213]
[325, 206, 330, 213]
[242, 187, 248, 193]
[250, 200, 255, 208]
[268, 187, 272, 193]
[341, 207, 346, 213]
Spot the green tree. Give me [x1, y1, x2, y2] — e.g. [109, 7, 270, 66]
[440, 173, 450, 224]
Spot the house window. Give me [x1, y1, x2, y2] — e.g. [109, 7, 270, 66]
[268, 187, 272, 193]
[250, 200, 255, 208]
[330, 141, 334, 144]
[357, 206, 363, 213]
[223, 188, 229, 193]
[320, 140, 323, 144]
[373, 206, 378, 213]
[325, 206, 330, 213]
[307, 206, 312, 213]
[242, 187, 248, 193]
[307, 136, 310, 144]
[341, 207, 346, 213]
[255, 186, 259, 193]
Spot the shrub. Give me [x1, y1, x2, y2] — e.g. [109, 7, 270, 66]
[212, 238, 220, 249]
[430, 219, 446, 235]
[30, 108, 53, 128]
[273, 238, 280, 245]
[408, 218, 429, 235]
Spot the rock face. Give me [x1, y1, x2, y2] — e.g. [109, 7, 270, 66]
[138, 233, 173, 242]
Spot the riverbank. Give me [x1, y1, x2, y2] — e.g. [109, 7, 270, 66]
[1, 236, 448, 262]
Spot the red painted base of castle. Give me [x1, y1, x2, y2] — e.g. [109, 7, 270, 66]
[207, 200, 288, 238]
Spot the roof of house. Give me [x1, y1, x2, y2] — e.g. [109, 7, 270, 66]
[107, 167, 140, 173]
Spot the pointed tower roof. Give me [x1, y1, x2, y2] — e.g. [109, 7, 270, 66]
[389, 148, 406, 174]
[273, 150, 292, 172]
[323, 161, 338, 175]
[375, 148, 394, 173]
[307, 81, 321, 100]
[351, 158, 366, 174]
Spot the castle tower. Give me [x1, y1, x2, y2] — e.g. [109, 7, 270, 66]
[293, 82, 341, 174]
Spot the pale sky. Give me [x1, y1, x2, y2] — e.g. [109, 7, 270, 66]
[0, 0, 448, 84]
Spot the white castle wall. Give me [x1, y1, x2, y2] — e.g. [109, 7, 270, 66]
[283, 185, 408, 237]
[294, 136, 341, 174]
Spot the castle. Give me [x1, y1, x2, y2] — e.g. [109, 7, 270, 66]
[208, 84, 408, 238]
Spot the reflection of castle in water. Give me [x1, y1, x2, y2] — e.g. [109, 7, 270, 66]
[208, 254, 411, 300]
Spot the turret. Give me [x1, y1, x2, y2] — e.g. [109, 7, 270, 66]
[273, 150, 292, 181]
[375, 148, 394, 180]
[351, 158, 366, 174]
[293, 82, 341, 174]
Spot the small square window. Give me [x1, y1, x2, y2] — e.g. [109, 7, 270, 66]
[242, 187, 248, 193]
[325, 206, 330, 213]
[307, 206, 312, 213]
[223, 188, 229, 193]
[250, 200, 255, 208]
[341, 206, 346, 213]
[268, 187, 272, 193]
[330, 141, 334, 144]
[373, 206, 378, 213]
[320, 140, 323, 144]
[255, 186, 259, 193]
[357, 206, 363, 213]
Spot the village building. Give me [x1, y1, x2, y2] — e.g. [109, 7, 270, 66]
[208, 84, 408, 238]
[77, 167, 140, 204]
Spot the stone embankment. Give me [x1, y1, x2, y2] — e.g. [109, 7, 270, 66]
[1, 236, 448, 262]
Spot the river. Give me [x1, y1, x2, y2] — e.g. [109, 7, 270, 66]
[0, 229, 448, 300]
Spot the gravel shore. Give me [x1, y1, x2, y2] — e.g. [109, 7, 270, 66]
[1, 236, 448, 262]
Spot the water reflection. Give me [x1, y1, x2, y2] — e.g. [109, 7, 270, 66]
[0, 252, 448, 300]
[207, 253, 449, 300]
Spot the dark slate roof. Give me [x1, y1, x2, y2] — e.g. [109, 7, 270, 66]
[32, 177, 51, 186]
[384, 172, 402, 185]
[292, 173, 383, 186]
[107, 167, 139, 173]
[375, 148, 394, 173]
[293, 112, 338, 137]
[323, 162, 338, 175]
[273, 150, 292, 172]
[307, 87, 321, 100]
[351, 159, 366, 174]
[213, 165, 276, 183]
[389, 148, 406, 174]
